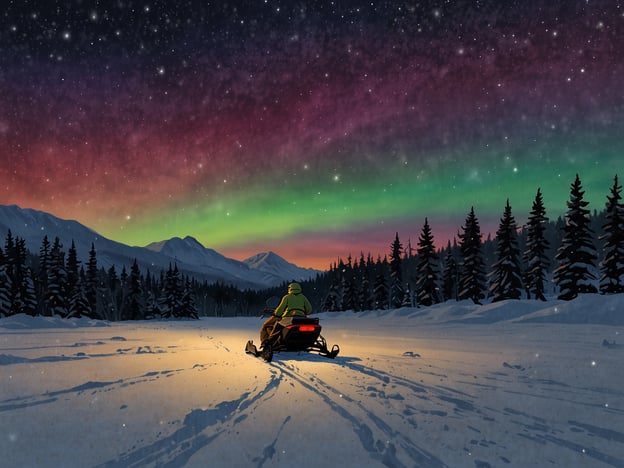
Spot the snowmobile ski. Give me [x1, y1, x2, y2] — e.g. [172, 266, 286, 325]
[245, 340, 273, 362]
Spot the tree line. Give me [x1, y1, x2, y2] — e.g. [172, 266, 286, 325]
[0, 227, 293, 320]
[1, 173, 622, 319]
[317, 173, 624, 311]
[0, 235, 202, 320]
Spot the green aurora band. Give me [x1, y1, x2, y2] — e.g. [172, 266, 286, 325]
[103, 134, 622, 266]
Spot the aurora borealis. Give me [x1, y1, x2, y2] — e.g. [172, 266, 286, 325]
[1, 1, 623, 269]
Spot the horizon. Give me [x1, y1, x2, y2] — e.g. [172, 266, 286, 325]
[0, 193, 613, 273]
[1, 2, 622, 271]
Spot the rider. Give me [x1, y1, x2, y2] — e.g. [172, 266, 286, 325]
[260, 282, 312, 348]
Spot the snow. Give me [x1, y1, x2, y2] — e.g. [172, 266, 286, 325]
[1, 295, 623, 467]
[243, 251, 319, 283]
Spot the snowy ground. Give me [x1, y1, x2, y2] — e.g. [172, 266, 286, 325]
[1, 295, 623, 467]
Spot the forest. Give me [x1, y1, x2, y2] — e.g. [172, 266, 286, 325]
[0, 173, 622, 320]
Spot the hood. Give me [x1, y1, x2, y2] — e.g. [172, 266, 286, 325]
[288, 282, 302, 294]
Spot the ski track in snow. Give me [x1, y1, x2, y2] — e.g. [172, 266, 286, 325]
[269, 357, 622, 467]
[1, 312, 623, 467]
[271, 358, 449, 468]
[104, 351, 623, 467]
[97, 373, 284, 467]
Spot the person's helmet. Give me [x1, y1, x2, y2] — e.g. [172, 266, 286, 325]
[288, 282, 302, 294]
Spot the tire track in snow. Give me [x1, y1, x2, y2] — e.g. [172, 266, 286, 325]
[273, 360, 449, 468]
[252, 415, 291, 468]
[340, 360, 488, 420]
[0, 364, 211, 413]
[96, 370, 283, 467]
[456, 368, 624, 466]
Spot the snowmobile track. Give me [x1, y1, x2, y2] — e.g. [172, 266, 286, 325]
[273, 360, 450, 468]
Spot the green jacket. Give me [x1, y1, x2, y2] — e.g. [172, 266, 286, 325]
[274, 283, 312, 318]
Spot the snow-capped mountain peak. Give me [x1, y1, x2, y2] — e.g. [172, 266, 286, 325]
[144, 236, 220, 260]
[244, 251, 319, 281]
[244, 251, 283, 268]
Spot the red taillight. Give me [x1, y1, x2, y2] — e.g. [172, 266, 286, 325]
[299, 325, 316, 332]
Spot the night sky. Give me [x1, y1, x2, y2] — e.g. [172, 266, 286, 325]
[1, 1, 623, 269]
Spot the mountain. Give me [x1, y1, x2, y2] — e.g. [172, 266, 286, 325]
[145, 236, 320, 286]
[243, 251, 319, 283]
[0, 205, 321, 289]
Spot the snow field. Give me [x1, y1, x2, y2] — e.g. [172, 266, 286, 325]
[1, 296, 623, 467]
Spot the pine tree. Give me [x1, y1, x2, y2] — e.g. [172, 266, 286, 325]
[340, 275, 357, 311]
[553, 174, 598, 299]
[4, 230, 15, 272]
[47, 237, 68, 317]
[322, 281, 340, 312]
[211, 281, 234, 317]
[180, 278, 199, 319]
[3, 230, 17, 315]
[66, 241, 80, 305]
[322, 268, 341, 312]
[373, 273, 388, 310]
[106, 265, 121, 320]
[20, 268, 38, 316]
[145, 290, 161, 318]
[599, 175, 624, 294]
[389, 232, 404, 308]
[0, 258, 12, 316]
[415, 218, 439, 306]
[118, 266, 129, 319]
[86, 243, 99, 317]
[160, 264, 183, 317]
[441, 244, 458, 301]
[488, 199, 523, 302]
[68, 275, 91, 318]
[17, 239, 36, 315]
[125, 259, 144, 320]
[358, 275, 373, 311]
[37, 236, 51, 315]
[523, 188, 550, 300]
[357, 252, 367, 275]
[405, 238, 415, 260]
[5, 236, 33, 316]
[458, 207, 486, 304]
[401, 283, 413, 307]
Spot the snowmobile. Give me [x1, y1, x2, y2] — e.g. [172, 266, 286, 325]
[245, 297, 340, 362]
